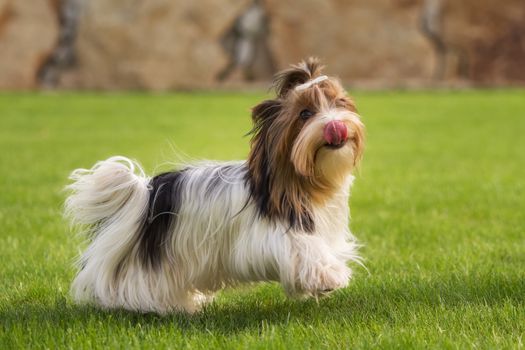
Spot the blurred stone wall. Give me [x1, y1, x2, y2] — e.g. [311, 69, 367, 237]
[267, 0, 435, 83]
[436, 0, 525, 83]
[0, 0, 524, 90]
[0, 0, 58, 89]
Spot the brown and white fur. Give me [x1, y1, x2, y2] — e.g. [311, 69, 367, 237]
[65, 58, 365, 314]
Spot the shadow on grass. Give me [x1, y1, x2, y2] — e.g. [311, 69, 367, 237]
[2, 271, 523, 335]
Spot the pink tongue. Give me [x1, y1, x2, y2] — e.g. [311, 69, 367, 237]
[324, 120, 348, 145]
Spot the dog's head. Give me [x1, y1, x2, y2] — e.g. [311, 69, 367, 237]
[247, 58, 365, 231]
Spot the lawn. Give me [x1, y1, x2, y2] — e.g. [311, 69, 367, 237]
[0, 90, 524, 349]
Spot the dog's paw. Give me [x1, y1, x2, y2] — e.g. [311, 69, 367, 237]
[296, 261, 351, 296]
[316, 263, 351, 294]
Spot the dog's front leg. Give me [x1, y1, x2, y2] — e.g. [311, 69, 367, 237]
[281, 234, 352, 297]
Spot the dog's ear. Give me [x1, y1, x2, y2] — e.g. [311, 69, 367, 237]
[273, 57, 325, 98]
[250, 99, 282, 128]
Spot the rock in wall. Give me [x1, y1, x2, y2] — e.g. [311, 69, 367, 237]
[57, 0, 250, 90]
[266, 0, 435, 82]
[439, 0, 525, 83]
[0, 0, 58, 89]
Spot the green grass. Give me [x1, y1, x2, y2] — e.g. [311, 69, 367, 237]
[1, 90, 524, 349]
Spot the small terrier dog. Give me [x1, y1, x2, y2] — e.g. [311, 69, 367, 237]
[65, 58, 365, 314]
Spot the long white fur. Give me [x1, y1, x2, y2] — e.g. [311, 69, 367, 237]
[65, 155, 359, 314]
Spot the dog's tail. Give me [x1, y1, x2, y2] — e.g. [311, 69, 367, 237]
[64, 156, 151, 303]
[65, 156, 150, 229]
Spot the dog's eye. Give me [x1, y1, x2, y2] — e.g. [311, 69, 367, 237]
[299, 109, 314, 120]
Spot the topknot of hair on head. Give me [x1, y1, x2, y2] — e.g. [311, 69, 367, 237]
[272, 57, 325, 98]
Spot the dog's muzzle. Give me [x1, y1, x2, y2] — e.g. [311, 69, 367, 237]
[324, 120, 348, 148]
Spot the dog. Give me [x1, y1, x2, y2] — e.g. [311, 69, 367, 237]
[65, 58, 365, 314]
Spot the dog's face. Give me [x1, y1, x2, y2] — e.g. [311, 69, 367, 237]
[247, 58, 365, 231]
[250, 58, 364, 187]
[280, 77, 364, 183]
